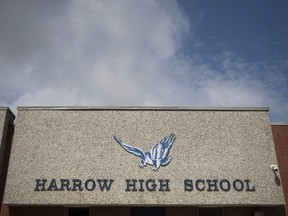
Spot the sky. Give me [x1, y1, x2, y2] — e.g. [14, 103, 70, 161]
[0, 0, 287, 122]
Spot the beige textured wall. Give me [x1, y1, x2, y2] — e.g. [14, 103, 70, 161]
[4, 108, 285, 205]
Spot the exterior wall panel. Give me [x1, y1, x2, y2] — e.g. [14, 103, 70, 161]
[90, 206, 131, 216]
[3, 108, 285, 206]
[0, 108, 15, 184]
[272, 124, 288, 216]
[223, 207, 285, 216]
[1, 204, 9, 216]
[165, 207, 198, 216]
[0, 108, 15, 214]
[9, 206, 64, 216]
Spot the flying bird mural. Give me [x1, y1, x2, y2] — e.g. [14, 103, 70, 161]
[113, 133, 176, 171]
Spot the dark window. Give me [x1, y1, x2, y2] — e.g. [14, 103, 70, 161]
[69, 207, 89, 216]
[132, 207, 164, 216]
[199, 208, 223, 216]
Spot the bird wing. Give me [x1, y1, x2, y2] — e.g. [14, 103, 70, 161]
[113, 135, 146, 160]
[150, 133, 176, 160]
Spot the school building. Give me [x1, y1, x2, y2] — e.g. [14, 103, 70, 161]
[0, 106, 287, 216]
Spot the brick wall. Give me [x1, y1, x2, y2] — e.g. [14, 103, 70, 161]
[90, 206, 199, 216]
[8, 206, 64, 216]
[1, 205, 285, 216]
[165, 207, 198, 216]
[90, 206, 131, 216]
[272, 125, 288, 216]
[0, 124, 14, 215]
[0, 205, 8, 216]
[224, 206, 285, 216]
[223, 207, 253, 216]
[262, 207, 286, 216]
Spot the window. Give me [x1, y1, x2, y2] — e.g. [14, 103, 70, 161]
[68, 207, 89, 216]
[132, 207, 165, 216]
[199, 208, 223, 216]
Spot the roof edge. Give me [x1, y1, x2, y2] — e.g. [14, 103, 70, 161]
[271, 122, 288, 126]
[0, 106, 16, 119]
[17, 106, 269, 111]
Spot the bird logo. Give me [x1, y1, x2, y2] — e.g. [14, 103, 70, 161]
[113, 133, 176, 171]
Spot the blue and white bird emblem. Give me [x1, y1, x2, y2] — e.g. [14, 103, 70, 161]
[113, 133, 176, 171]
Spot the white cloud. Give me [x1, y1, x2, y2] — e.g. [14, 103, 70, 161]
[10, 87, 89, 108]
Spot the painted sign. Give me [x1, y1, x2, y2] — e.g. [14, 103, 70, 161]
[34, 178, 255, 192]
[113, 134, 176, 171]
[35, 134, 255, 193]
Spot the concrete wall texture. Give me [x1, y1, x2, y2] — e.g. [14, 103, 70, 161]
[3, 107, 284, 206]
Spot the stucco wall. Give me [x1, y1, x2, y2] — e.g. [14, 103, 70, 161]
[4, 107, 285, 205]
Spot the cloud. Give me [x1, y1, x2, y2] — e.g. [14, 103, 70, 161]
[0, 0, 189, 106]
[0, 0, 287, 121]
[198, 52, 288, 120]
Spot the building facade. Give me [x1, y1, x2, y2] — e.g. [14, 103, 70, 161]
[0, 107, 287, 216]
[272, 123, 288, 216]
[0, 108, 14, 215]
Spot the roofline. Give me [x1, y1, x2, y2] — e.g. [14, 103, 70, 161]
[0, 106, 16, 119]
[271, 122, 288, 126]
[17, 106, 269, 111]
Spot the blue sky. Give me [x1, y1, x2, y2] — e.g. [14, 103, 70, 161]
[178, 0, 288, 121]
[0, 0, 287, 121]
[180, 1, 288, 64]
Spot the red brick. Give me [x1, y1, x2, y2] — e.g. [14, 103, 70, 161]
[8, 206, 64, 216]
[0, 123, 14, 216]
[90, 206, 131, 216]
[272, 125, 288, 216]
[165, 207, 198, 216]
